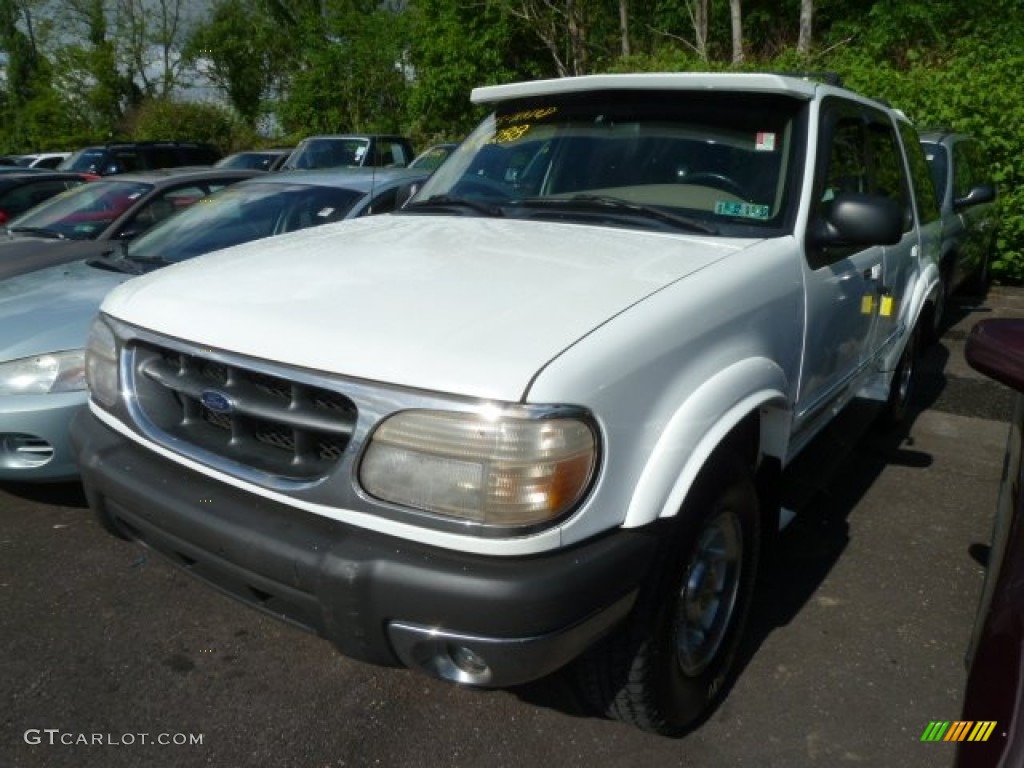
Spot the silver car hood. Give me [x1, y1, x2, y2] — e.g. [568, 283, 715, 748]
[0, 259, 131, 361]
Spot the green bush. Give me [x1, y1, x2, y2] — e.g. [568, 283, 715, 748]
[126, 99, 240, 152]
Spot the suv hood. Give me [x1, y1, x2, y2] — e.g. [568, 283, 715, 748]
[0, 259, 131, 361]
[104, 216, 751, 400]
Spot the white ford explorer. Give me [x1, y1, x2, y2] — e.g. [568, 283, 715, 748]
[72, 73, 942, 736]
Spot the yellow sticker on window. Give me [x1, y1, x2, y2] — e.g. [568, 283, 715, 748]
[861, 295, 875, 315]
[880, 295, 895, 317]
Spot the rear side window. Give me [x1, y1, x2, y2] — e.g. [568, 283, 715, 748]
[127, 184, 217, 234]
[112, 151, 142, 173]
[382, 141, 410, 167]
[179, 145, 221, 166]
[145, 146, 179, 169]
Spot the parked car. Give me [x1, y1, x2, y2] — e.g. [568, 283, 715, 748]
[0, 166, 428, 483]
[0, 167, 258, 281]
[14, 152, 71, 170]
[278, 135, 414, 171]
[0, 171, 94, 225]
[58, 141, 222, 176]
[959, 318, 1024, 767]
[408, 142, 458, 172]
[70, 73, 941, 735]
[920, 130, 999, 312]
[214, 149, 291, 171]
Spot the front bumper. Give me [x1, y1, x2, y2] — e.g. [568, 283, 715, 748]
[71, 409, 659, 687]
[0, 391, 88, 482]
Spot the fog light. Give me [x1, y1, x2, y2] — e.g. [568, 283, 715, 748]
[0, 433, 54, 469]
[448, 644, 489, 677]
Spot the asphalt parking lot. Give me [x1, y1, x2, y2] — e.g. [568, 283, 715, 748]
[2, 286, 1022, 768]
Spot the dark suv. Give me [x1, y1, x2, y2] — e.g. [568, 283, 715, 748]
[919, 130, 999, 305]
[59, 141, 222, 176]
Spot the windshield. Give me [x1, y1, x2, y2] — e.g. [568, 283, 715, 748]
[411, 90, 804, 235]
[7, 180, 150, 239]
[59, 148, 111, 173]
[125, 181, 363, 263]
[281, 138, 371, 170]
[409, 144, 455, 171]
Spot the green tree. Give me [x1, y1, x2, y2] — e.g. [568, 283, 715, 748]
[274, 0, 410, 136]
[184, 0, 290, 129]
[53, 0, 141, 137]
[115, 0, 190, 99]
[0, 0, 88, 151]
[405, 0, 547, 142]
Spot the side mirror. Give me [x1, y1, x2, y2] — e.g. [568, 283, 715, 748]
[966, 319, 1024, 393]
[807, 192, 904, 249]
[953, 182, 996, 211]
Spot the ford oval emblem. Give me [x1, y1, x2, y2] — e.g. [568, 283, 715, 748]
[200, 389, 233, 414]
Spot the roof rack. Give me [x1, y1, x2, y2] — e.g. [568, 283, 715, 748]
[774, 71, 845, 88]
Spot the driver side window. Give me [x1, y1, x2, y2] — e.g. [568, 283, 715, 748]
[820, 118, 866, 205]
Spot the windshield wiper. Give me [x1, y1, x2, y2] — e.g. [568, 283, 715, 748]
[405, 195, 504, 218]
[86, 254, 144, 274]
[86, 244, 171, 275]
[514, 194, 718, 234]
[123, 254, 174, 270]
[7, 226, 66, 240]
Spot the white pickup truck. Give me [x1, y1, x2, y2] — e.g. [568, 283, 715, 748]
[72, 73, 941, 736]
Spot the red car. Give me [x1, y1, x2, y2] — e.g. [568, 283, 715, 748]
[0, 170, 95, 224]
[960, 318, 1024, 767]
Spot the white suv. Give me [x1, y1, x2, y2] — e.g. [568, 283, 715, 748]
[73, 73, 941, 735]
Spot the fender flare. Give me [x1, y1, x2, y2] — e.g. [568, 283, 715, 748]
[622, 357, 791, 528]
[886, 258, 940, 371]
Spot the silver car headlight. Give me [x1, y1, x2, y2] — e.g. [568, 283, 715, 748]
[359, 408, 598, 528]
[0, 350, 86, 395]
[85, 317, 119, 408]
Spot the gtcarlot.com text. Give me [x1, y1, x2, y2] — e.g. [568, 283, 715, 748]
[24, 729, 204, 746]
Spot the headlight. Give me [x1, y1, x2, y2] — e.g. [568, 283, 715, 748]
[85, 317, 118, 408]
[359, 408, 597, 528]
[0, 349, 86, 395]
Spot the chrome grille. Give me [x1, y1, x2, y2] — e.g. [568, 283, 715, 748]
[131, 343, 357, 479]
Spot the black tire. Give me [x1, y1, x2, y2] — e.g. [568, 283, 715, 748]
[574, 452, 760, 736]
[880, 322, 920, 427]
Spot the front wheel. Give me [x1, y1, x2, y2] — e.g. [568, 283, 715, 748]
[574, 452, 761, 736]
[880, 323, 920, 427]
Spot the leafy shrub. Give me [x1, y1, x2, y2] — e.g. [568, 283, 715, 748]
[127, 99, 239, 152]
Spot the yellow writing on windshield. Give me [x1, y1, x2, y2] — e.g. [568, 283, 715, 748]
[495, 106, 558, 127]
[492, 124, 531, 144]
